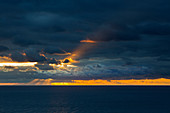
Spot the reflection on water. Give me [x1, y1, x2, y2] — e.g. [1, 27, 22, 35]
[0, 86, 170, 113]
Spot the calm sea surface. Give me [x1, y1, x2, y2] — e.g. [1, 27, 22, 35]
[0, 86, 170, 113]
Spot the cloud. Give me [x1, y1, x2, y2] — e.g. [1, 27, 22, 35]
[0, 0, 170, 81]
[43, 46, 66, 54]
[157, 56, 170, 61]
[12, 37, 42, 47]
[0, 0, 169, 46]
[0, 46, 9, 52]
[1, 78, 170, 86]
[36, 63, 151, 79]
[136, 22, 170, 35]
[88, 21, 170, 42]
[10, 51, 26, 62]
[35, 64, 54, 70]
[87, 25, 140, 42]
[24, 48, 47, 62]
[0, 56, 12, 62]
[10, 48, 47, 62]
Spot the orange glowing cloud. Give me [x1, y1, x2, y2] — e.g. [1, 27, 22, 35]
[49, 58, 78, 69]
[0, 83, 23, 85]
[0, 56, 13, 62]
[80, 39, 97, 43]
[55, 78, 170, 86]
[1, 78, 170, 86]
[21, 52, 26, 56]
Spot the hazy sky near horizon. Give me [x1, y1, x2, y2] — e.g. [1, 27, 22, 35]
[0, 0, 170, 83]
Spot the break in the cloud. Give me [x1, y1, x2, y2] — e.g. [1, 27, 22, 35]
[0, 0, 170, 83]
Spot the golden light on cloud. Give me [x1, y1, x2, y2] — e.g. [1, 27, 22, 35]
[21, 52, 26, 56]
[0, 83, 22, 85]
[66, 64, 77, 67]
[1, 78, 170, 86]
[80, 39, 97, 43]
[51, 78, 170, 86]
[0, 62, 37, 67]
[65, 58, 79, 63]
[49, 58, 78, 68]
[49, 63, 65, 68]
[0, 56, 13, 62]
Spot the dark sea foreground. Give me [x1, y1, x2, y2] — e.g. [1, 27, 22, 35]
[0, 86, 170, 113]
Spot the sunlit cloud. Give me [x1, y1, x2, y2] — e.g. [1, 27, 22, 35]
[80, 39, 97, 43]
[0, 56, 13, 62]
[20, 52, 26, 56]
[63, 78, 170, 86]
[0, 78, 170, 86]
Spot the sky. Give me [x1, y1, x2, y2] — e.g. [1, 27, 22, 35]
[0, 0, 170, 84]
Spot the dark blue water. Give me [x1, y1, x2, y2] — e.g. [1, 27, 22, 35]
[0, 86, 170, 113]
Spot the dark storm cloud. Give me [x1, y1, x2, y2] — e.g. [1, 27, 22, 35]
[87, 21, 170, 42]
[0, 46, 9, 52]
[43, 46, 66, 54]
[12, 37, 42, 47]
[24, 48, 46, 62]
[47, 58, 61, 64]
[10, 48, 47, 62]
[157, 56, 170, 62]
[0, 0, 170, 77]
[0, 0, 169, 45]
[35, 64, 54, 70]
[88, 25, 140, 42]
[9, 48, 63, 64]
[10, 51, 26, 62]
[136, 22, 170, 35]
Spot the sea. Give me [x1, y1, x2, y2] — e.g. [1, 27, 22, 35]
[0, 86, 170, 113]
